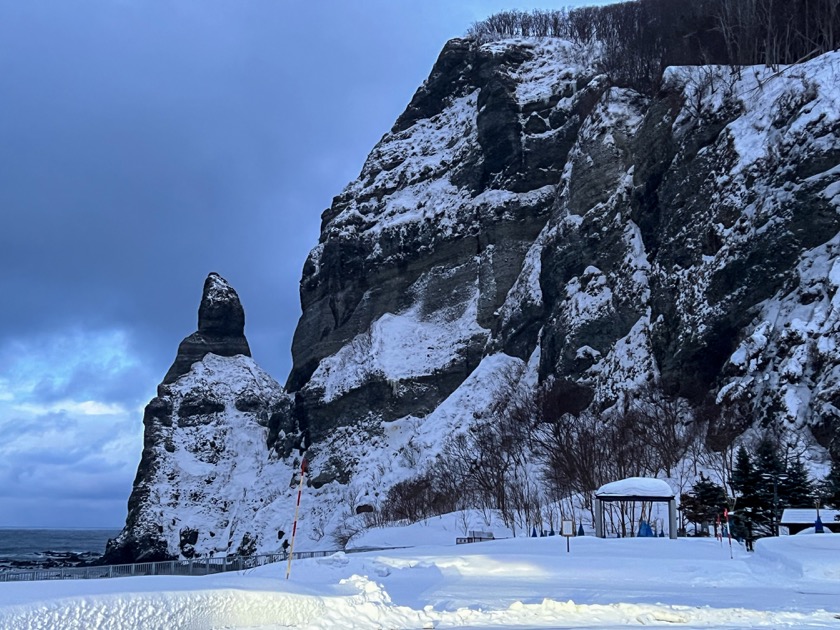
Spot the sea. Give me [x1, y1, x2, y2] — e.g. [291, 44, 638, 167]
[0, 528, 121, 569]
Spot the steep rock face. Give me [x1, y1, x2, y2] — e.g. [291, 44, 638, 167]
[496, 58, 840, 437]
[105, 275, 287, 562]
[163, 273, 251, 384]
[283, 43, 840, 470]
[288, 39, 602, 442]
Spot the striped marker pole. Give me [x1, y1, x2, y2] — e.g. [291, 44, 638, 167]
[285, 457, 308, 580]
[724, 508, 733, 559]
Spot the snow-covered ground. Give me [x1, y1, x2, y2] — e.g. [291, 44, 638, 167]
[1, 514, 838, 629]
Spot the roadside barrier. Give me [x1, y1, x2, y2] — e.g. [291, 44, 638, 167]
[0, 549, 341, 583]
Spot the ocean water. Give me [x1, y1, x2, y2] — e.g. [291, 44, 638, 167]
[0, 528, 121, 563]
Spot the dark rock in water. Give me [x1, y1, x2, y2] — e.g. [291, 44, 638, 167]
[103, 531, 170, 565]
[163, 273, 251, 384]
[1, 550, 102, 571]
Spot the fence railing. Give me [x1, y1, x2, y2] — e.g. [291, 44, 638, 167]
[0, 549, 342, 583]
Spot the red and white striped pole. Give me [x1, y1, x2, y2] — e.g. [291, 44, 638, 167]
[285, 457, 308, 580]
[724, 508, 733, 559]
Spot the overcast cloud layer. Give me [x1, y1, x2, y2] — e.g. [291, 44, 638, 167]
[0, 0, 607, 528]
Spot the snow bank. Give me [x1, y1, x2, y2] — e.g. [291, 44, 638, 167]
[753, 534, 840, 581]
[2, 522, 838, 629]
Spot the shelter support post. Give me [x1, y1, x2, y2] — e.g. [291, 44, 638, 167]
[594, 498, 604, 538]
[668, 498, 677, 539]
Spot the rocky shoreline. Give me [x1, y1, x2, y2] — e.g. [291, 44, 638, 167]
[0, 550, 103, 571]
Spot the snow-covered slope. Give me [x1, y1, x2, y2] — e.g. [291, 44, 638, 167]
[105, 275, 292, 562]
[280, 43, 840, 546]
[106, 354, 286, 561]
[4, 524, 839, 629]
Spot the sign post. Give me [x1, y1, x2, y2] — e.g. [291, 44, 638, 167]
[561, 519, 574, 553]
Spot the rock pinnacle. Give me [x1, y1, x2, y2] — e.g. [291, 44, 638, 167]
[163, 273, 251, 383]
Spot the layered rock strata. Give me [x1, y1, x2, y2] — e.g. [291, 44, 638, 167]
[285, 41, 840, 459]
[289, 39, 604, 442]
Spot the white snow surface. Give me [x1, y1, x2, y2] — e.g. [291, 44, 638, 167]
[596, 477, 675, 498]
[307, 276, 487, 404]
[304, 353, 527, 523]
[2, 516, 838, 629]
[118, 353, 292, 560]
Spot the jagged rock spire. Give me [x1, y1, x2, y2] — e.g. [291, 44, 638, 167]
[163, 273, 251, 383]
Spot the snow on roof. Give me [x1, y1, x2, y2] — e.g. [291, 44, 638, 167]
[596, 477, 674, 499]
[781, 509, 840, 524]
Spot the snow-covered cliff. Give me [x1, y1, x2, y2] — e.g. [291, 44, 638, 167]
[105, 275, 291, 562]
[114, 39, 840, 561]
[290, 39, 840, 457]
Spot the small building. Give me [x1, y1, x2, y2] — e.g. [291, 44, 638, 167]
[593, 477, 677, 540]
[779, 508, 839, 535]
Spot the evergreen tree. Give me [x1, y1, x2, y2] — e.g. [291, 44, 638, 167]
[680, 474, 727, 532]
[731, 446, 759, 497]
[820, 457, 840, 509]
[780, 457, 814, 508]
[751, 437, 786, 534]
[730, 445, 773, 538]
[753, 437, 784, 482]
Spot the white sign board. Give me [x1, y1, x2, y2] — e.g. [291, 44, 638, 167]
[561, 520, 574, 537]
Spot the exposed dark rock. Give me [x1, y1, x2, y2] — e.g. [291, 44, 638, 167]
[476, 71, 523, 188]
[392, 38, 478, 134]
[179, 527, 199, 558]
[163, 273, 251, 384]
[236, 533, 257, 557]
[284, 40, 600, 439]
[178, 394, 225, 418]
[309, 456, 352, 489]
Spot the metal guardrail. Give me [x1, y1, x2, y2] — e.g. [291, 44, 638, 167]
[0, 549, 342, 583]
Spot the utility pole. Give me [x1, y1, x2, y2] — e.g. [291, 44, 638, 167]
[761, 471, 787, 536]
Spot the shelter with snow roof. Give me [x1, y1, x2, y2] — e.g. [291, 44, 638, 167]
[593, 477, 677, 540]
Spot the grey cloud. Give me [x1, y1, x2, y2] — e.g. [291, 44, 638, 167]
[0, 0, 607, 527]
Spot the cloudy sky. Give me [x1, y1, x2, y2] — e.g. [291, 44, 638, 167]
[0, 0, 609, 528]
